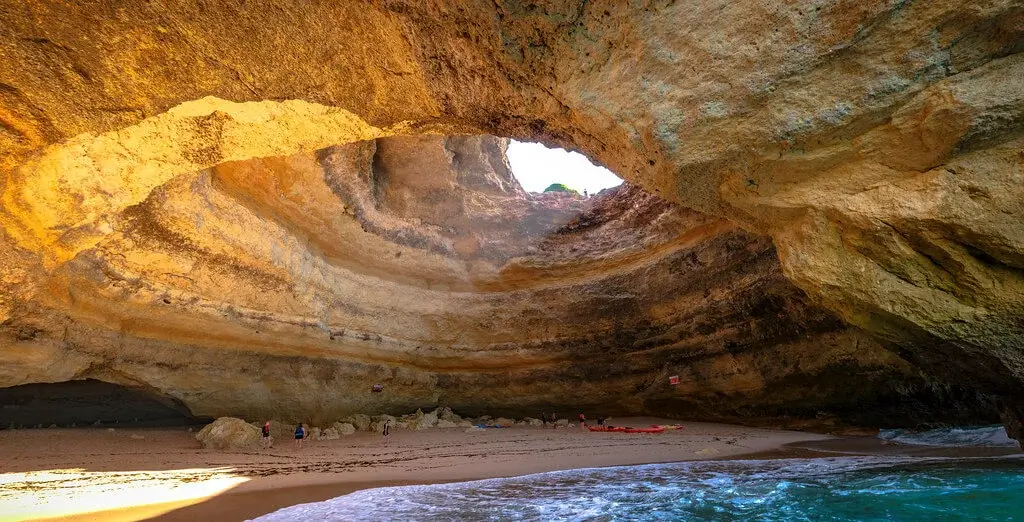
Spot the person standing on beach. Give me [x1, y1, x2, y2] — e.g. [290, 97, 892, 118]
[294, 423, 305, 449]
[541, 412, 548, 427]
[550, 412, 557, 428]
[381, 419, 391, 446]
[262, 420, 273, 448]
[578, 412, 587, 431]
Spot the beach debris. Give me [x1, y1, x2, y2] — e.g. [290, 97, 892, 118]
[465, 426, 487, 433]
[371, 383, 384, 393]
[695, 447, 719, 456]
[129, 434, 145, 440]
[196, 417, 261, 450]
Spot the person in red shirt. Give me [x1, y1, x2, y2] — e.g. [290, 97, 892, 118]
[261, 420, 272, 448]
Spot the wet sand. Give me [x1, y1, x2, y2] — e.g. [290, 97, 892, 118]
[2, 419, 1018, 521]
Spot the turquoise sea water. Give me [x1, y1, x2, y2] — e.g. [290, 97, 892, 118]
[254, 428, 1024, 522]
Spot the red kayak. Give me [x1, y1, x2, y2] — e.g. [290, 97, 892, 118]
[588, 426, 627, 432]
[624, 427, 665, 434]
[588, 426, 664, 433]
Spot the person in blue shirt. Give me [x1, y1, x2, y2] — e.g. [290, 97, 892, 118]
[294, 423, 305, 449]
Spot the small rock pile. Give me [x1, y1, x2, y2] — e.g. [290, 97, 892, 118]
[198, 408, 573, 448]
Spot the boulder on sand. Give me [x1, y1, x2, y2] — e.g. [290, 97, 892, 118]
[371, 414, 397, 434]
[343, 414, 372, 432]
[437, 406, 461, 423]
[333, 422, 357, 436]
[267, 419, 295, 441]
[197, 417, 261, 450]
[320, 427, 341, 440]
[415, 410, 439, 430]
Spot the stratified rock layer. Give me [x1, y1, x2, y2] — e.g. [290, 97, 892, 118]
[0, 2, 1021, 428]
[0, 136, 997, 428]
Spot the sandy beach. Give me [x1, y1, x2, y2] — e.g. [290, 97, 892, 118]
[0, 418, 837, 521]
[6, 419, 1018, 522]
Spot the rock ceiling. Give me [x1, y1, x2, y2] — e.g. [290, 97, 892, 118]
[0, 1, 1021, 432]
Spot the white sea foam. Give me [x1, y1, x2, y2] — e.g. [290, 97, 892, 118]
[877, 425, 1018, 447]
[250, 455, 1024, 521]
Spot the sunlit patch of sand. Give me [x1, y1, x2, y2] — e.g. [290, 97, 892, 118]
[0, 467, 248, 522]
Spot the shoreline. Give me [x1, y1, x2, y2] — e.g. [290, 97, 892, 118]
[2, 418, 1019, 522]
[141, 439, 1024, 522]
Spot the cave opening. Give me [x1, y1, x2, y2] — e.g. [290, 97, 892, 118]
[0, 379, 210, 429]
[505, 139, 622, 195]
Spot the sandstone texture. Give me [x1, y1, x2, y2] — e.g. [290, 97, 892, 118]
[196, 417, 261, 450]
[0, 134, 997, 429]
[0, 2, 1021, 432]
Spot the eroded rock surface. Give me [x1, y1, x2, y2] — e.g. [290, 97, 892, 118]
[196, 417, 261, 450]
[0, 136, 997, 428]
[0, 2, 1021, 430]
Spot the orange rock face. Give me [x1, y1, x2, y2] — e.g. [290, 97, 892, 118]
[0, 2, 1020, 429]
[0, 136, 998, 427]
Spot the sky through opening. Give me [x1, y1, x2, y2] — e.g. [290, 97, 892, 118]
[506, 140, 622, 194]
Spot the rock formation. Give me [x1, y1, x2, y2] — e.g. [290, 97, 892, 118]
[0, 134, 998, 429]
[196, 417, 261, 450]
[0, 2, 1020, 434]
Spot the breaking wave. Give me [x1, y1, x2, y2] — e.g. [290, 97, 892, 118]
[877, 425, 1018, 448]
[252, 455, 1024, 521]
